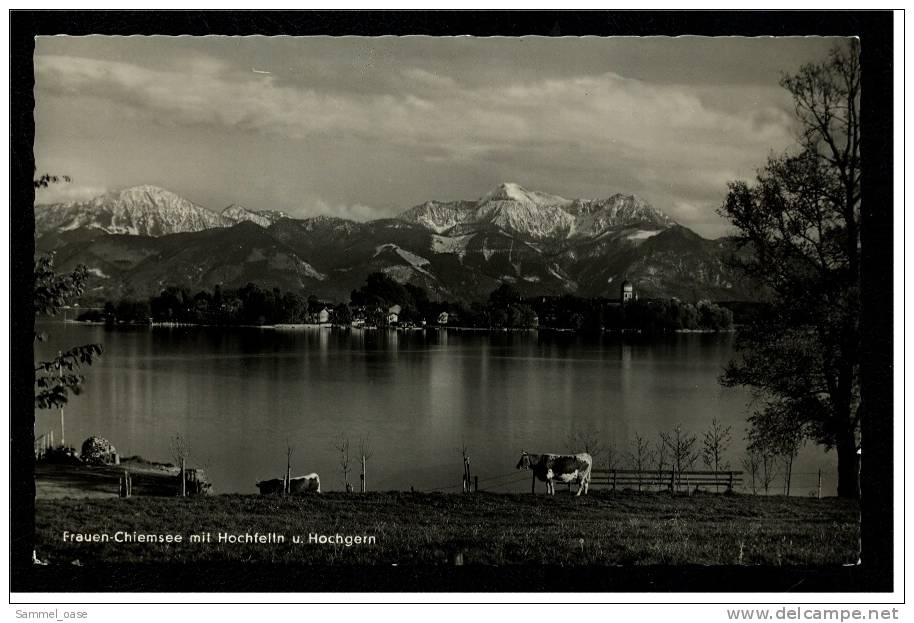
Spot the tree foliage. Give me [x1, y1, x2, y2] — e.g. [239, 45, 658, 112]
[33, 173, 71, 189]
[33, 175, 103, 411]
[719, 42, 861, 498]
[34, 257, 105, 409]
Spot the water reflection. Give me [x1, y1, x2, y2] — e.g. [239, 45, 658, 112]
[34, 324, 837, 495]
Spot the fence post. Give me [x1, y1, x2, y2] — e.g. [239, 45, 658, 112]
[361, 455, 367, 493]
[612, 470, 617, 492]
[474, 476, 478, 493]
[58, 350, 65, 447]
[181, 458, 187, 497]
[728, 471, 734, 492]
[120, 470, 131, 498]
[669, 470, 675, 492]
[531, 473, 536, 495]
[817, 469, 822, 500]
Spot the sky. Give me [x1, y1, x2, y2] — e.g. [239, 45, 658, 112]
[34, 36, 849, 238]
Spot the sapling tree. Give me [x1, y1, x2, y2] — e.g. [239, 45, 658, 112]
[457, 443, 471, 492]
[741, 449, 762, 495]
[661, 424, 699, 491]
[285, 438, 294, 495]
[653, 435, 670, 491]
[779, 429, 804, 496]
[702, 418, 733, 492]
[566, 424, 604, 464]
[757, 442, 779, 496]
[359, 435, 373, 493]
[748, 406, 804, 496]
[170, 433, 190, 497]
[628, 433, 655, 492]
[334, 433, 352, 492]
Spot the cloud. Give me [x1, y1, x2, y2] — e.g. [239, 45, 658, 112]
[401, 67, 458, 90]
[35, 183, 108, 204]
[35, 51, 800, 234]
[36, 54, 793, 150]
[305, 198, 388, 222]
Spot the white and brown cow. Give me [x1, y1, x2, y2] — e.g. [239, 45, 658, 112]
[516, 451, 592, 496]
[288, 473, 321, 494]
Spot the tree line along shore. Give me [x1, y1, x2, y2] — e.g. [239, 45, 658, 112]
[74, 273, 740, 333]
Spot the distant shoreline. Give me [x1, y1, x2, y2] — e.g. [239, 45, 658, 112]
[41, 318, 736, 335]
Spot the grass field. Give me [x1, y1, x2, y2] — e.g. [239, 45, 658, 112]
[35, 491, 859, 566]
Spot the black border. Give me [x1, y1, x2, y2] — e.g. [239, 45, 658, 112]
[9, 10, 896, 596]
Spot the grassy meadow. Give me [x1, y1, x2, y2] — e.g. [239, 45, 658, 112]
[35, 490, 859, 566]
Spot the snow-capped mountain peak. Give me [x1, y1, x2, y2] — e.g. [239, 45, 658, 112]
[35, 186, 295, 238]
[480, 182, 572, 208]
[35, 182, 677, 245]
[397, 199, 478, 234]
[221, 204, 287, 228]
[35, 185, 229, 237]
[398, 183, 674, 240]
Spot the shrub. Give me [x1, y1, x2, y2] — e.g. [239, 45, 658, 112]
[80, 436, 119, 466]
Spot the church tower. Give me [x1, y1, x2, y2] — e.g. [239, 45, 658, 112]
[621, 280, 634, 303]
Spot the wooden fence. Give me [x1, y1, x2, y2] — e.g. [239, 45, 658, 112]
[589, 469, 743, 492]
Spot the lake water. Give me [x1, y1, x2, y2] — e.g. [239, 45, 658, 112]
[35, 323, 837, 496]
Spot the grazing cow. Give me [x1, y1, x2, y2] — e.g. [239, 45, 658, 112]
[256, 474, 321, 495]
[256, 478, 285, 495]
[516, 451, 592, 496]
[288, 473, 321, 494]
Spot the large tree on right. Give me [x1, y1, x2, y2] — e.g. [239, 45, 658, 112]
[720, 41, 861, 499]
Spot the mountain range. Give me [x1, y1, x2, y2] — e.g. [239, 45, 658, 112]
[34, 183, 755, 304]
